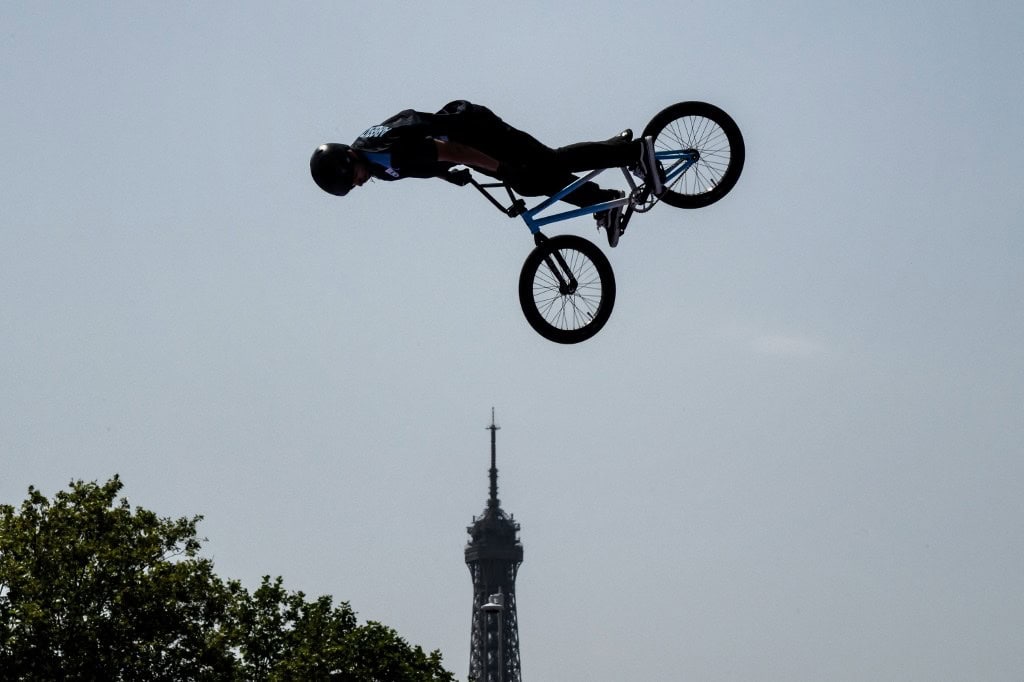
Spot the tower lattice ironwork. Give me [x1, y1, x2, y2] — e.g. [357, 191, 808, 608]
[465, 410, 523, 682]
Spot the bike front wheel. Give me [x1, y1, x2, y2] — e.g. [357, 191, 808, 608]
[642, 101, 745, 209]
[518, 234, 616, 344]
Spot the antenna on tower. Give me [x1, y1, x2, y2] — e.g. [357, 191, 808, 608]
[487, 408, 501, 509]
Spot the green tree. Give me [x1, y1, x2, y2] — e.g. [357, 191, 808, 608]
[0, 477, 455, 682]
[226, 577, 453, 682]
[0, 476, 234, 680]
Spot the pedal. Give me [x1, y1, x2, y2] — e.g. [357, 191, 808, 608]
[641, 136, 664, 196]
[619, 203, 635, 233]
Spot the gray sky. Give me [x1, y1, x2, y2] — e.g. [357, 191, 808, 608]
[3, 2, 1022, 680]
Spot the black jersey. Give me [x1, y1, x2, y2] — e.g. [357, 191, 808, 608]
[351, 109, 451, 181]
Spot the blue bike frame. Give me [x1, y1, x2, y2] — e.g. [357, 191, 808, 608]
[471, 150, 698, 236]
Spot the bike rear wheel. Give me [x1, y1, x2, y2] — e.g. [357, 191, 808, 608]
[642, 101, 745, 209]
[518, 234, 616, 344]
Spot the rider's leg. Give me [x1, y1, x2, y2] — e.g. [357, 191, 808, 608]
[510, 172, 620, 207]
[552, 138, 644, 173]
[435, 100, 621, 207]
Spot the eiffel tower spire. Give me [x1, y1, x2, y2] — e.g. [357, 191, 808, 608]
[465, 409, 523, 682]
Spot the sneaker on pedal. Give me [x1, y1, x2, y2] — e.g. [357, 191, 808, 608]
[633, 136, 665, 195]
[595, 190, 626, 248]
[606, 128, 633, 143]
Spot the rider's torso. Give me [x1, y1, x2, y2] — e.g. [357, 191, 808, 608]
[352, 109, 449, 180]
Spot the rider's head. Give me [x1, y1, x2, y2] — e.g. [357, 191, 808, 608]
[310, 143, 361, 196]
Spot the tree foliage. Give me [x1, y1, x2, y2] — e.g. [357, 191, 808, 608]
[0, 477, 454, 681]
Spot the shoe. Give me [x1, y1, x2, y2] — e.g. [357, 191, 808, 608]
[608, 128, 633, 143]
[633, 136, 665, 195]
[595, 190, 626, 248]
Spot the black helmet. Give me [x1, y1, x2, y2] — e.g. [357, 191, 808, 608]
[310, 143, 357, 196]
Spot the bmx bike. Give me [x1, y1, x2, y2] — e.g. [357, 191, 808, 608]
[466, 101, 745, 344]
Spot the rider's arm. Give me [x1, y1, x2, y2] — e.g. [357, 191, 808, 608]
[434, 139, 500, 173]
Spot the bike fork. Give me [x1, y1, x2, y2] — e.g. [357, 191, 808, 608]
[534, 233, 579, 295]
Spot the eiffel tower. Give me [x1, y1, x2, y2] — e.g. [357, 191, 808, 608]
[465, 410, 524, 682]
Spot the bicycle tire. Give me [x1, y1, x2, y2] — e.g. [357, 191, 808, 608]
[518, 234, 616, 344]
[641, 101, 745, 209]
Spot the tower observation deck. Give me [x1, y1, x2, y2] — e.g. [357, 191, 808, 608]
[465, 410, 523, 682]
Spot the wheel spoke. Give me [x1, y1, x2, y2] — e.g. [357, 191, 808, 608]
[655, 113, 735, 198]
[531, 247, 605, 331]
